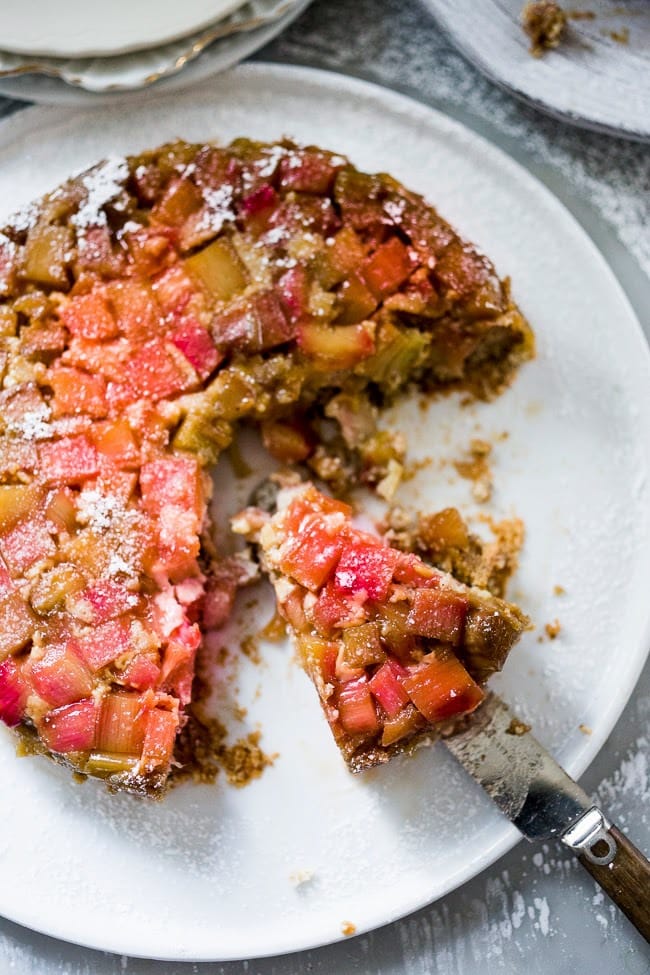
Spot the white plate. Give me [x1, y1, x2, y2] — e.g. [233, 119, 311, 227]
[422, 0, 650, 141]
[0, 0, 311, 105]
[0, 64, 649, 962]
[2, 0, 248, 57]
[0, 0, 301, 93]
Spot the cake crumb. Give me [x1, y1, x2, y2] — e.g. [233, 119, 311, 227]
[241, 634, 262, 665]
[567, 9, 595, 19]
[522, 1, 568, 56]
[221, 731, 274, 787]
[579, 723, 592, 735]
[506, 717, 532, 736]
[545, 619, 561, 639]
[260, 611, 287, 642]
[453, 439, 493, 503]
[289, 869, 314, 888]
[341, 921, 356, 937]
[171, 712, 275, 788]
[553, 584, 566, 596]
[605, 26, 629, 43]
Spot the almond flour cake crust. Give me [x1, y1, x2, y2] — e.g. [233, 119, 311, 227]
[0, 137, 533, 794]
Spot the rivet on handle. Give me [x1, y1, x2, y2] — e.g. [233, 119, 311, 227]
[561, 807, 617, 866]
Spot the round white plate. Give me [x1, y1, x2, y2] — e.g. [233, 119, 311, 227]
[422, 0, 650, 141]
[0, 64, 649, 962]
[2, 0, 248, 57]
[0, 0, 311, 105]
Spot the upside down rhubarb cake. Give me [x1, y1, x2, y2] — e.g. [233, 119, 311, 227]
[0, 137, 533, 795]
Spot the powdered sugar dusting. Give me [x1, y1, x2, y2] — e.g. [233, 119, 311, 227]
[71, 156, 128, 233]
[195, 182, 236, 235]
[6, 403, 52, 440]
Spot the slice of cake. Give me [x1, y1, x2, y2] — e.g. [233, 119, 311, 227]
[0, 138, 533, 794]
[233, 482, 529, 771]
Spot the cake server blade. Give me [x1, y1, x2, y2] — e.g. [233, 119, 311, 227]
[444, 692, 650, 941]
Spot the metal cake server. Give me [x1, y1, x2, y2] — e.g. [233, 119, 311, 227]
[444, 692, 650, 942]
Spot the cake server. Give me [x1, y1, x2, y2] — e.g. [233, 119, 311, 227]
[444, 691, 650, 941]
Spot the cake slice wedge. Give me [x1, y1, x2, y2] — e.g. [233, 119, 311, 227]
[234, 481, 529, 772]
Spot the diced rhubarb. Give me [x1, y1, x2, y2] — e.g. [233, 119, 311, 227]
[152, 505, 201, 581]
[280, 515, 345, 591]
[341, 621, 386, 668]
[337, 676, 379, 735]
[23, 224, 73, 288]
[381, 703, 424, 747]
[140, 707, 178, 772]
[0, 517, 56, 575]
[170, 319, 222, 379]
[276, 266, 310, 324]
[159, 623, 200, 704]
[184, 237, 248, 302]
[402, 653, 484, 722]
[0, 592, 35, 658]
[152, 264, 195, 318]
[29, 563, 85, 614]
[406, 588, 468, 645]
[40, 699, 97, 753]
[120, 653, 161, 691]
[151, 177, 202, 226]
[0, 483, 43, 533]
[122, 340, 195, 401]
[393, 552, 440, 587]
[261, 419, 312, 463]
[30, 645, 94, 707]
[69, 580, 138, 625]
[91, 418, 139, 467]
[39, 435, 100, 484]
[212, 290, 293, 353]
[360, 237, 415, 300]
[322, 227, 367, 286]
[0, 557, 13, 599]
[281, 488, 352, 536]
[368, 660, 409, 718]
[69, 619, 132, 672]
[335, 273, 378, 325]
[60, 290, 118, 341]
[240, 184, 278, 233]
[97, 692, 147, 754]
[45, 489, 77, 533]
[140, 455, 203, 519]
[49, 366, 107, 419]
[106, 280, 161, 341]
[334, 541, 400, 603]
[311, 577, 366, 635]
[297, 321, 375, 370]
[420, 507, 470, 552]
[0, 658, 29, 726]
[278, 150, 339, 194]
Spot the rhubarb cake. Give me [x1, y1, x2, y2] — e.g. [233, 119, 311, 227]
[0, 138, 533, 795]
[233, 481, 528, 770]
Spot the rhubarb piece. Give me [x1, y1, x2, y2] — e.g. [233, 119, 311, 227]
[0, 136, 532, 795]
[234, 482, 528, 771]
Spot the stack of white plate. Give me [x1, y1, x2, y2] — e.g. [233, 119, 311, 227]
[0, 0, 311, 104]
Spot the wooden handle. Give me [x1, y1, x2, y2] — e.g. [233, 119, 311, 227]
[577, 825, 650, 942]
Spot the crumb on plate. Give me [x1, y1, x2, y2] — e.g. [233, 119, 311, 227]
[506, 717, 532, 736]
[522, 2, 568, 56]
[545, 619, 561, 639]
